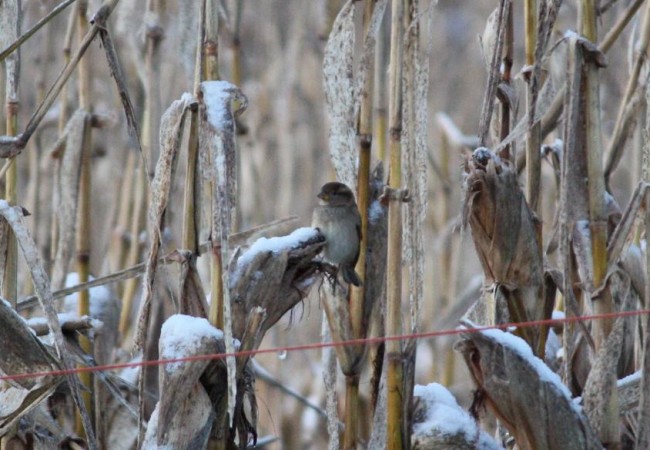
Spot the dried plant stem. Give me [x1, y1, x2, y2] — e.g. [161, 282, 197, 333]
[143, 0, 163, 174]
[0, 0, 76, 63]
[204, 0, 219, 81]
[4, 120, 18, 309]
[386, 0, 405, 448]
[498, 1, 513, 160]
[2, 0, 20, 310]
[524, 0, 541, 214]
[604, 1, 650, 185]
[343, 1, 378, 445]
[74, 0, 94, 438]
[108, 150, 135, 289]
[231, 0, 243, 87]
[477, 0, 507, 147]
[580, 1, 619, 446]
[374, 15, 388, 162]
[636, 56, 650, 450]
[118, 161, 146, 335]
[524, 0, 535, 68]
[1, 0, 121, 156]
[639, 199, 650, 449]
[182, 105, 200, 252]
[49, 7, 77, 264]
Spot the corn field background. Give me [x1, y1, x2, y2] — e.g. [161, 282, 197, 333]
[2, 0, 650, 449]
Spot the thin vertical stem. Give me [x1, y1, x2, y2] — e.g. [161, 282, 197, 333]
[374, 13, 388, 163]
[637, 67, 650, 450]
[2, 0, 21, 308]
[386, 0, 405, 448]
[74, 0, 93, 437]
[524, 0, 541, 214]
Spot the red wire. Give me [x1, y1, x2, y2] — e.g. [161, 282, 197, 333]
[3, 308, 648, 383]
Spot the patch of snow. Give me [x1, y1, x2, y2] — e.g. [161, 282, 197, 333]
[552, 310, 565, 321]
[120, 355, 141, 385]
[180, 92, 196, 104]
[413, 383, 500, 449]
[368, 200, 385, 224]
[476, 326, 582, 415]
[564, 30, 579, 39]
[201, 80, 237, 130]
[232, 227, 319, 287]
[160, 314, 223, 370]
[544, 326, 561, 368]
[618, 370, 641, 387]
[64, 273, 115, 319]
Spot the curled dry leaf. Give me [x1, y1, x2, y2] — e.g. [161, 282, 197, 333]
[0, 301, 62, 434]
[230, 227, 324, 340]
[143, 383, 214, 449]
[462, 148, 550, 352]
[455, 323, 602, 450]
[323, 0, 357, 190]
[155, 314, 225, 446]
[50, 110, 91, 292]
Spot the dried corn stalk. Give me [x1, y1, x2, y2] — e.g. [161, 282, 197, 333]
[456, 322, 602, 450]
[462, 148, 550, 355]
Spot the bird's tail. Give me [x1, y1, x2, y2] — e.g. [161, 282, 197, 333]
[342, 266, 362, 287]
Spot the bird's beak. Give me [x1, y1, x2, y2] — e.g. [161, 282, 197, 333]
[317, 192, 329, 201]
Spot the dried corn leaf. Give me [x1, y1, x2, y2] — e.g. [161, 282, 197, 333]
[156, 314, 224, 443]
[136, 94, 194, 350]
[582, 294, 630, 444]
[199, 80, 248, 425]
[322, 321, 339, 450]
[0, 201, 93, 441]
[51, 110, 90, 292]
[230, 227, 324, 339]
[462, 149, 548, 350]
[0, 380, 61, 436]
[456, 322, 601, 450]
[199, 81, 247, 242]
[175, 250, 209, 318]
[143, 383, 213, 449]
[0, 300, 59, 390]
[0, 0, 20, 99]
[402, 2, 430, 334]
[323, 0, 357, 189]
[322, 282, 364, 375]
[0, 201, 65, 356]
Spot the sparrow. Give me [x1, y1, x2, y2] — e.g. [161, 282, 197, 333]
[312, 182, 362, 287]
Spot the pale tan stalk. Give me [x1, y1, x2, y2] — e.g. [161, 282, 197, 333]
[74, 0, 93, 437]
[580, 1, 619, 447]
[386, 0, 405, 448]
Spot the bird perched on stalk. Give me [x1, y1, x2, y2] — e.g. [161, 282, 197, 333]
[312, 182, 362, 287]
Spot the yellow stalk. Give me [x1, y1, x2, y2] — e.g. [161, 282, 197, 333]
[386, 0, 406, 448]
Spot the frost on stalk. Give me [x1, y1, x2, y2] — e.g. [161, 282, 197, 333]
[455, 323, 601, 449]
[411, 383, 501, 450]
[199, 80, 248, 426]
